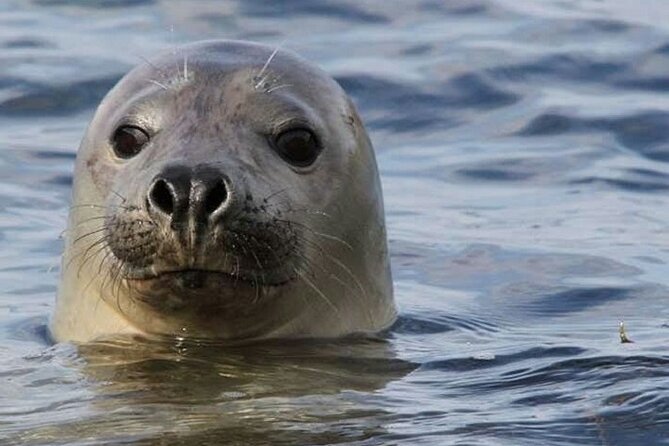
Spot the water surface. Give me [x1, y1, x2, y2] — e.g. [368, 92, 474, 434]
[1, 1, 668, 445]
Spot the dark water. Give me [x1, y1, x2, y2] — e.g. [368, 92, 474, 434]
[1, 0, 669, 445]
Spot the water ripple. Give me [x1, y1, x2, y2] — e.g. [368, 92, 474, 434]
[0, 75, 121, 116]
[422, 346, 588, 372]
[1, 1, 669, 445]
[462, 355, 669, 391]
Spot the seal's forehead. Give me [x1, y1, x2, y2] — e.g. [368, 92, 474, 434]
[136, 40, 335, 91]
[98, 40, 348, 131]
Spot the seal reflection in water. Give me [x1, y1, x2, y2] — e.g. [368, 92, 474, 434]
[51, 40, 396, 343]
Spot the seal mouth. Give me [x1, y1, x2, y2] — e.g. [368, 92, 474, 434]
[124, 267, 294, 289]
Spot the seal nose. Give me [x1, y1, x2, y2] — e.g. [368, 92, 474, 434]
[147, 165, 229, 226]
[149, 178, 178, 216]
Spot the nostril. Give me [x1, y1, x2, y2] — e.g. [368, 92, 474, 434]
[204, 180, 228, 215]
[150, 179, 175, 215]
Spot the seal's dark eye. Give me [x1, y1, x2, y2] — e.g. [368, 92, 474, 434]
[112, 125, 150, 159]
[273, 128, 321, 167]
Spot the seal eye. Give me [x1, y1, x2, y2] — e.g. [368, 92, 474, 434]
[273, 128, 321, 167]
[112, 125, 150, 159]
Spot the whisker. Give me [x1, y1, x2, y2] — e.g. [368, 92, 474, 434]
[295, 267, 340, 315]
[110, 189, 127, 203]
[261, 186, 293, 203]
[70, 215, 108, 225]
[97, 247, 115, 276]
[254, 44, 282, 89]
[81, 244, 114, 296]
[66, 233, 106, 271]
[76, 236, 111, 278]
[299, 235, 373, 325]
[266, 84, 291, 93]
[72, 226, 108, 245]
[69, 203, 128, 211]
[136, 54, 171, 81]
[274, 218, 353, 251]
[149, 79, 169, 91]
[286, 208, 331, 218]
[260, 193, 332, 219]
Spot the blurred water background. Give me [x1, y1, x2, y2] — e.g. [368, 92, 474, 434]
[0, 0, 668, 445]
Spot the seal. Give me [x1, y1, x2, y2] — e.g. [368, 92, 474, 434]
[50, 40, 396, 343]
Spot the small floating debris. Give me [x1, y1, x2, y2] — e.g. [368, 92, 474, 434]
[619, 321, 634, 344]
[472, 352, 495, 361]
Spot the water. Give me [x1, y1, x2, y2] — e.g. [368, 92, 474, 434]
[1, 0, 668, 444]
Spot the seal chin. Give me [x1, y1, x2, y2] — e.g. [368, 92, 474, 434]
[170, 270, 214, 290]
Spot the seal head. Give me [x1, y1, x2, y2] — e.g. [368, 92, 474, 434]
[51, 40, 395, 342]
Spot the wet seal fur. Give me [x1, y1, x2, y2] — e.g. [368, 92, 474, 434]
[50, 40, 396, 343]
